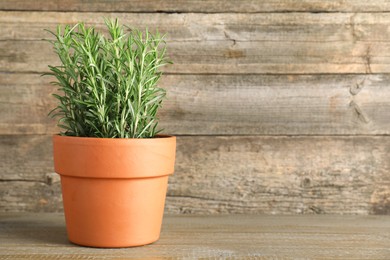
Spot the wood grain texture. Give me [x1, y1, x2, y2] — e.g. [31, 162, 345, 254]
[1, 2, 389, 216]
[0, 180, 62, 213]
[1, 213, 390, 259]
[1, 73, 389, 135]
[168, 136, 390, 215]
[161, 74, 390, 135]
[2, 0, 390, 13]
[0, 135, 61, 212]
[1, 135, 389, 214]
[2, 12, 390, 74]
[0, 74, 57, 135]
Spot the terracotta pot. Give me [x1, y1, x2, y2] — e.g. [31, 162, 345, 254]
[53, 135, 176, 248]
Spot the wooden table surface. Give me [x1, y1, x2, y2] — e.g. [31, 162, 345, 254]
[0, 213, 389, 259]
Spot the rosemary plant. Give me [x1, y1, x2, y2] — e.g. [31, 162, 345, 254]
[44, 18, 170, 138]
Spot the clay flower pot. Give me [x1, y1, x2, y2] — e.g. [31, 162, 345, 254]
[53, 135, 176, 248]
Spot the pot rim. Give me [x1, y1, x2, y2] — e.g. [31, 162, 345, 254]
[53, 133, 175, 142]
[53, 134, 176, 179]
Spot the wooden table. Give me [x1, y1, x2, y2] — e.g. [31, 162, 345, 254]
[1, 213, 389, 259]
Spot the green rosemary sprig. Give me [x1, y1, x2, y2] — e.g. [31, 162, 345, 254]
[44, 18, 170, 138]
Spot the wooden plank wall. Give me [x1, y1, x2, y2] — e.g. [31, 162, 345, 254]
[0, 1, 389, 214]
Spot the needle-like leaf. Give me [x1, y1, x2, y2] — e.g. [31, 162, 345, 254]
[44, 18, 170, 138]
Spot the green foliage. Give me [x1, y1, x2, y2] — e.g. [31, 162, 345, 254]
[44, 18, 170, 138]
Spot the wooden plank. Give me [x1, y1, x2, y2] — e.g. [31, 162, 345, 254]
[2, 12, 390, 74]
[169, 135, 390, 215]
[160, 74, 390, 135]
[1, 214, 390, 259]
[4, 40, 380, 74]
[2, 0, 390, 13]
[0, 135, 54, 181]
[5, 11, 390, 42]
[1, 135, 389, 214]
[0, 74, 57, 135]
[1, 73, 389, 135]
[0, 135, 61, 212]
[0, 181, 62, 212]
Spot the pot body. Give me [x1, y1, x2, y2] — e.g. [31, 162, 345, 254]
[53, 135, 176, 248]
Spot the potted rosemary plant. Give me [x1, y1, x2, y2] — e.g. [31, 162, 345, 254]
[45, 19, 176, 248]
